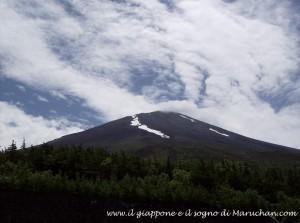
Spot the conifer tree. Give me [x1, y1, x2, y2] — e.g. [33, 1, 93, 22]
[7, 140, 17, 152]
[21, 138, 26, 150]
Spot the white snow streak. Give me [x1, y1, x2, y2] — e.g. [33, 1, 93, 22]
[179, 114, 195, 122]
[130, 115, 170, 139]
[209, 128, 229, 137]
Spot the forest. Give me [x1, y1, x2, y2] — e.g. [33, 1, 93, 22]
[0, 142, 299, 222]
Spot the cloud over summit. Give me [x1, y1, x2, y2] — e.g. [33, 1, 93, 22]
[0, 0, 299, 148]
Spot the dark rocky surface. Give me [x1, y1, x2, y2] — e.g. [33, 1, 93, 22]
[50, 111, 300, 163]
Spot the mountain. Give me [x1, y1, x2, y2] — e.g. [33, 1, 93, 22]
[50, 111, 300, 163]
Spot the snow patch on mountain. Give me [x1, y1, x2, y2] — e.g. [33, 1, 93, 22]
[130, 115, 170, 139]
[209, 128, 229, 137]
[179, 114, 195, 122]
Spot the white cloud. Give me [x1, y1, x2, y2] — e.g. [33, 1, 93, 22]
[36, 95, 49, 102]
[0, 101, 84, 148]
[16, 85, 26, 92]
[0, 0, 299, 148]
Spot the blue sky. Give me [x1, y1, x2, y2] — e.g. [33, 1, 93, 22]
[0, 0, 300, 149]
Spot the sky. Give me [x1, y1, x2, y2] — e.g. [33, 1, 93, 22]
[0, 0, 300, 149]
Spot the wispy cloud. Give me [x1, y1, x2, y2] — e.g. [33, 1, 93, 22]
[16, 85, 26, 92]
[36, 95, 49, 103]
[0, 0, 299, 148]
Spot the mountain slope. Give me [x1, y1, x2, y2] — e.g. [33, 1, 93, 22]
[50, 111, 300, 163]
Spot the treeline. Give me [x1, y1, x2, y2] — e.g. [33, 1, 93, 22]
[0, 143, 299, 222]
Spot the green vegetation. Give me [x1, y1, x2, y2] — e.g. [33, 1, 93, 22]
[0, 143, 299, 222]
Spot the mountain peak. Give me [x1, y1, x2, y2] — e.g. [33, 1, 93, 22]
[50, 111, 300, 163]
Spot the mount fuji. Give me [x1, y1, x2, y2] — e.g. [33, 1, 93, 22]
[50, 111, 300, 163]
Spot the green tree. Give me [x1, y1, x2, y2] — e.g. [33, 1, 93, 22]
[21, 138, 26, 150]
[7, 140, 17, 152]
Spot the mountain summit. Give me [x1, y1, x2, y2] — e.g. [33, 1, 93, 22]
[50, 111, 300, 163]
